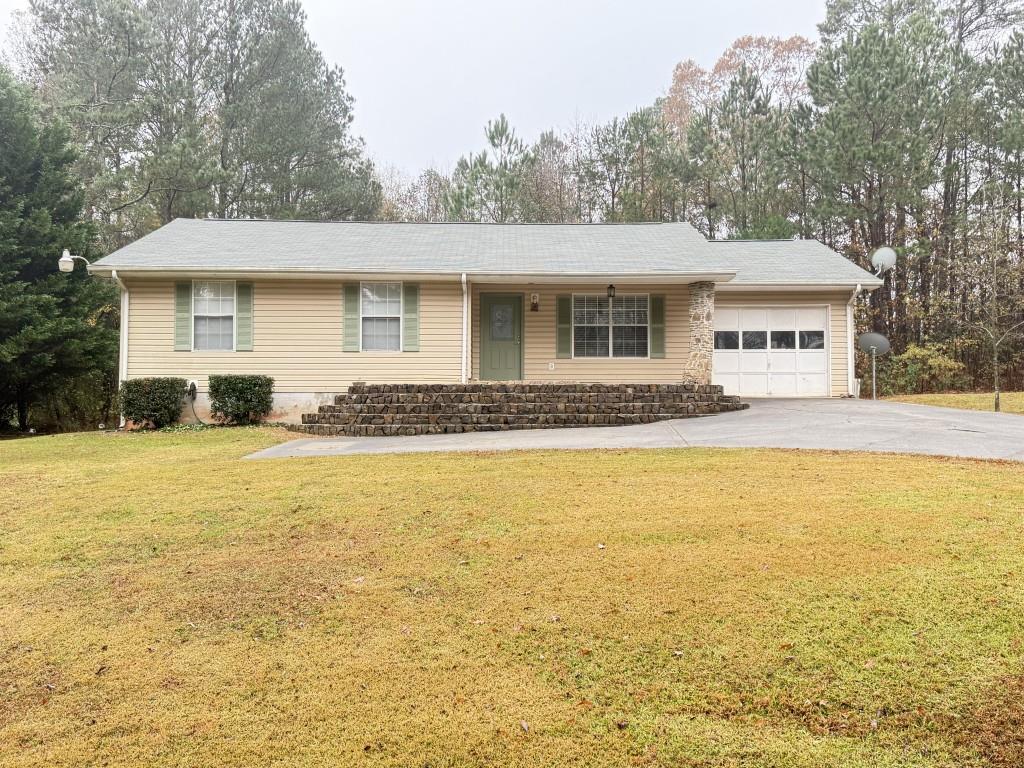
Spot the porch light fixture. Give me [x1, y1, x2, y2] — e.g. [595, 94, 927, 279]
[58, 248, 89, 273]
[607, 284, 616, 299]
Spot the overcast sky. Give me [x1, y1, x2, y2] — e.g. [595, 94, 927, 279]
[0, 0, 826, 176]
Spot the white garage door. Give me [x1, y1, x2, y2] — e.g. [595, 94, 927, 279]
[712, 306, 829, 397]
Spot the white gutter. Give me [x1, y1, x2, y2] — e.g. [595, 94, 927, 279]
[847, 283, 861, 396]
[461, 272, 469, 383]
[112, 269, 129, 427]
[86, 265, 740, 284]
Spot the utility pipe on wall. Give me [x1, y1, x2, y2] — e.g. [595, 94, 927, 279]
[111, 269, 129, 426]
[461, 272, 469, 384]
[847, 282, 861, 397]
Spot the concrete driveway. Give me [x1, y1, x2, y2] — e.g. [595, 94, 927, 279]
[248, 399, 1024, 462]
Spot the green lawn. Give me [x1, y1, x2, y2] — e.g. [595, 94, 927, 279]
[887, 391, 1024, 415]
[1, 428, 1023, 767]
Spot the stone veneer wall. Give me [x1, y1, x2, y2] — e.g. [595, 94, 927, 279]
[683, 281, 715, 385]
[292, 382, 746, 437]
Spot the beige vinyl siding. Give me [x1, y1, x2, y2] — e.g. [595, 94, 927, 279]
[715, 291, 851, 397]
[471, 283, 690, 383]
[125, 279, 462, 391]
[124, 278, 854, 395]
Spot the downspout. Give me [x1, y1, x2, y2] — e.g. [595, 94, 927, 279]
[847, 283, 861, 397]
[112, 270, 129, 426]
[461, 273, 469, 384]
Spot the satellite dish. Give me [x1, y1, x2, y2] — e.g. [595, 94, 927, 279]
[858, 332, 890, 355]
[870, 246, 897, 274]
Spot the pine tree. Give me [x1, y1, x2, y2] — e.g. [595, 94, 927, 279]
[0, 66, 118, 431]
[446, 115, 534, 222]
[20, 0, 380, 249]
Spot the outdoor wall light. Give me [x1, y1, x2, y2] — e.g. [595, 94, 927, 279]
[58, 248, 89, 273]
[530, 292, 540, 311]
[607, 284, 616, 298]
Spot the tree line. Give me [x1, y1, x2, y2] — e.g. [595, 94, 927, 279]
[2, 0, 379, 429]
[2, 0, 1023, 430]
[380, 0, 1024, 393]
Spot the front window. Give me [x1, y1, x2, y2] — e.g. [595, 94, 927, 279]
[193, 281, 234, 351]
[361, 282, 401, 351]
[572, 294, 648, 358]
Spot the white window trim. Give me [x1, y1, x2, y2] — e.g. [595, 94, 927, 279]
[359, 281, 404, 353]
[570, 292, 651, 360]
[191, 279, 236, 353]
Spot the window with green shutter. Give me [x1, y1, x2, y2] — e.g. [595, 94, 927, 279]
[402, 283, 420, 352]
[235, 283, 253, 351]
[649, 294, 665, 358]
[342, 283, 360, 352]
[174, 282, 191, 351]
[555, 295, 572, 358]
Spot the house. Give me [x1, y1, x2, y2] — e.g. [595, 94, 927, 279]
[88, 218, 882, 425]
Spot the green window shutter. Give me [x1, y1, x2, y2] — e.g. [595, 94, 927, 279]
[649, 294, 666, 358]
[235, 282, 253, 351]
[174, 282, 191, 351]
[402, 283, 420, 352]
[343, 283, 360, 352]
[556, 295, 572, 358]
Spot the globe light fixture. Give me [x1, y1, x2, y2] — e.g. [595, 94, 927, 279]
[58, 248, 88, 273]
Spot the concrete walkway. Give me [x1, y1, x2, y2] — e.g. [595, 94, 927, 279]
[247, 398, 1024, 462]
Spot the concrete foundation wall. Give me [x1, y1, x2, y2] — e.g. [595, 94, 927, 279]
[179, 392, 338, 425]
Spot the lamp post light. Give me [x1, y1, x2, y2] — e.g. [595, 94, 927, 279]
[58, 248, 89, 273]
[57, 248, 129, 428]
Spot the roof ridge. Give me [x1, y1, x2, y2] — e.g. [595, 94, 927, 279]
[710, 238, 813, 243]
[186, 217, 679, 227]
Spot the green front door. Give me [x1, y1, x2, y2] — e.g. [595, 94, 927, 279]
[480, 294, 523, 380]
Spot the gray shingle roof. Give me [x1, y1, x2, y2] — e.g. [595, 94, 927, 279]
[89, 218, 881, 287]
[708, 239, 883, 286]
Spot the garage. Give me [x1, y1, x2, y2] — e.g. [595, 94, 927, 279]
[712, 306, 829, 397]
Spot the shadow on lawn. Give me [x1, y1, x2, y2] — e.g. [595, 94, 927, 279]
[950, 673, 1024, 766]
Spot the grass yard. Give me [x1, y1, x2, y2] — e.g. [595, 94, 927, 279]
[1, 429, 1023, 767]
[886, 391, 1024, 415]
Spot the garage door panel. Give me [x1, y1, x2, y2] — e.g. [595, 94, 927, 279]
[712, 305, 830, 398]
[741, 351, 768, 372]
[798, 373, 828, 395]
[769, 373, 798, 395]
[714, 352, 739, 372]
[796, 308, 825, 328]
[715, 307, 740, 330]
[769, 351, 797, 373]
[798, 351, 827, 373]
[740, 373, 769, 396]
[740, 308, 769, 329]
[769, 308, 797, 328]
[713, 372, 740, 392]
